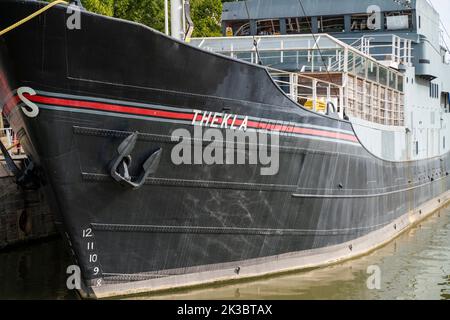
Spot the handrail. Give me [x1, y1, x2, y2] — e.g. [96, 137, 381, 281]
[192, 33, 379, 63]
[266, 66, 342, 88]
[266, 67, 343, 115]
[193, 34, 410, 76]
[338, 35, 413, 66]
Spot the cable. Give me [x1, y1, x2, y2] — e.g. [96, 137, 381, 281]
[243, 0, 263, 65]
[295, 0, 334, 83]
[0, 0, 68, 37]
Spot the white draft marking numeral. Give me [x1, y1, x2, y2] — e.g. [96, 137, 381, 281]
[82, 228, 93, 238]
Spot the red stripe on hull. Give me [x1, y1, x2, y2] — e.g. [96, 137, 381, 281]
[27, 95, 194, 121]
[7, 94, 358, 143]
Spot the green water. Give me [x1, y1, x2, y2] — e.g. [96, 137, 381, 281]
[1, 205, 449, 300]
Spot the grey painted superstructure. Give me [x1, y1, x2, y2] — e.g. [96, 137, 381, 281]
[215, 0, 450, 161]
[222, 0, 412, 21]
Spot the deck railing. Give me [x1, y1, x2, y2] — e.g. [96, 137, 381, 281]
[340, 34, 413, 67]
[191, 34, 406, 125]
[267, 67, 344, 116]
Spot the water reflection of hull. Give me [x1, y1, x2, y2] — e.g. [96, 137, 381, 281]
[1, 0, 449, 298]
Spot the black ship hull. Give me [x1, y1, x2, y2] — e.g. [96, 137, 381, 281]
[1, 1, 449, 298]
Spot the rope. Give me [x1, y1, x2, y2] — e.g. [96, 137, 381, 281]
[243, 1, 262, 65]
[0, 0, 68, 37]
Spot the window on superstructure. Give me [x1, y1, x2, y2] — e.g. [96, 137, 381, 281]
[385, 11, 413, 31]
[319, 16, 345, 33]
[231, 21, 251, 36]
[351, 14, 373, 32]
[256, 20, 281, 35]
[430, 83, 439, 98]
[286, 17, 311, 34]
[445, 93, 450, 113]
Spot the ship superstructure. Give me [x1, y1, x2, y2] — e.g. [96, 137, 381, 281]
[193, 0, 450, 162]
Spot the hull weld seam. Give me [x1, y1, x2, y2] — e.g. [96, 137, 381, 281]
[90, 222, 389, 236]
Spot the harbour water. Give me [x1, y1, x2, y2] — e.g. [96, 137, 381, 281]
[1, 204, 449, 300]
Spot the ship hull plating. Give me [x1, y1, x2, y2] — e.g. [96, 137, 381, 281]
[1, 1, 449, 298]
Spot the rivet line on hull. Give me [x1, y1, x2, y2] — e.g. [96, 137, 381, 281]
[90, 222, 390, 236]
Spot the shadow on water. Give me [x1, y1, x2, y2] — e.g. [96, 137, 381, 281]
[0, 205, 449, 300]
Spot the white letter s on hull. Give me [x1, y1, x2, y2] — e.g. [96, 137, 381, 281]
[17, 86, 39, 118]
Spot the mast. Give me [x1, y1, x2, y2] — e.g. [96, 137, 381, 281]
[170, 0, 193, 41]
[164, 0, 169, 35]
[170, 0, 184, 40]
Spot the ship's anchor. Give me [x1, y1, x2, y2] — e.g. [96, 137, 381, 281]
[110, 132, 162, 190]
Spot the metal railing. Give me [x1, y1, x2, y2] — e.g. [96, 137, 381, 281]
[343, 36, 371, 55]
[341, 34, 413, 66]
[191, 34, 406, 123]
[267, 67, 343, 115]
